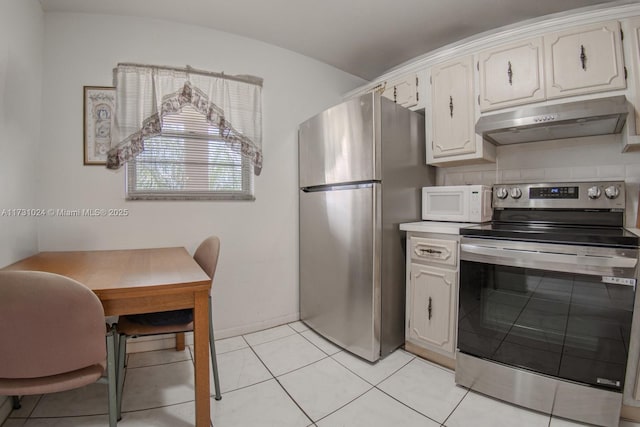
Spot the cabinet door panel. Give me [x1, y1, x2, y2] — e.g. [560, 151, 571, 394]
[622, 16, 640, 150]
[545, 21, 625, 99]
[408, 263, 456, 354]
[633, 20, 640, 135]
[381, 84, 395, 103]
[479, 38, 545, 111]
[381, 74, 419, 108]
[394, 74, 418, 108]
[431, 57, 476, 158]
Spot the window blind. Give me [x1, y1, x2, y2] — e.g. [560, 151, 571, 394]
[126, 105, 253, 200]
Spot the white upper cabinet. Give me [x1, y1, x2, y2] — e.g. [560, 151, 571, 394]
[621, 16, 640, 151]
[381, 73, 420, 109]
[629, 17, 640, 128]
[346, 9, 640, 159]
[428, 56, 495, 166]
[544, 21, 626, 99]
[478, 38, 545, 111]
[431, 56, 476, 158]
[479, 21, 625, 111]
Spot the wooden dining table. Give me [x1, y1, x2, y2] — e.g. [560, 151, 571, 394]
[4, 247, 212, 427]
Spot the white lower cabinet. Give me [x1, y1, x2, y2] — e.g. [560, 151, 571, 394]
[408, 263, 457, 354]
[405, 234, 459, 362]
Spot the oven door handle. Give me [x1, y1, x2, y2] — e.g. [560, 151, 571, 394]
[460, 243, 638, 276]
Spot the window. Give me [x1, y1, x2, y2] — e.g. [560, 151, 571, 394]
[126, 105, 253, 200]
[108, 63, 262, 200]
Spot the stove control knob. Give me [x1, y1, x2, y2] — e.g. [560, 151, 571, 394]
[587, 186, 601, 199]
[495, 187, 508, 199]
[604, 185, 620, 199]
[510, 187, 522, 199]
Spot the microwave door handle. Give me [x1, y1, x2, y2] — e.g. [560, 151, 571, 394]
[460, 244, 637, 273]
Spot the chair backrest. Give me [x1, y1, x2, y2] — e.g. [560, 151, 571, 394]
[193, 236, 221, 281]
[0, 271, 106, 379]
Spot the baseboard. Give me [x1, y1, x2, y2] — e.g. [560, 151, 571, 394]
[621, 404, 640, 423]
[0, 396, 12, 426]
[215, 313, 300, 340]
[124, 312, 301, 353]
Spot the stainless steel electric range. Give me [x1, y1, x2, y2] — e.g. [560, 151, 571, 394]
[456, 181, 640, 426]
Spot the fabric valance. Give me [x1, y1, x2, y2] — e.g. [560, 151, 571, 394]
[107, 63, 263, 175]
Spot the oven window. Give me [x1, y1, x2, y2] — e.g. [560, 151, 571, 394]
[458, 261, 634, 390]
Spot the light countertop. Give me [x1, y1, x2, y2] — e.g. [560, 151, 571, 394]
[399, 221, 480, 235]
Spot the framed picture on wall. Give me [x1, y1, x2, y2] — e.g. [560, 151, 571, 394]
[83, 86, 115, 165]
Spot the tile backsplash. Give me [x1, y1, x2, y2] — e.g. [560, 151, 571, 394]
[435, 134, 640, 226]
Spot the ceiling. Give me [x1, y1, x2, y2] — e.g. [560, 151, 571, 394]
[39, 0, 623, 80]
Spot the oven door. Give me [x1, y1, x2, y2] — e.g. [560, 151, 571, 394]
[459, 237, 638, 391]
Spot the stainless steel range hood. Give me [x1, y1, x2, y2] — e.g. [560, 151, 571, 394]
[475, 95, 629, 145]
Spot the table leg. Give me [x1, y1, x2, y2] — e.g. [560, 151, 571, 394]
[193, 289, 211, 427]
[176, 332, 186, 351]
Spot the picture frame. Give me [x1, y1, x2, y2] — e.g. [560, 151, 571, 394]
[83, 86, 115, 165]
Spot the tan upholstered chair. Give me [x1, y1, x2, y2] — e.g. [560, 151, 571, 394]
[115, 236, 222, 417]
[0, 270, 118, 427]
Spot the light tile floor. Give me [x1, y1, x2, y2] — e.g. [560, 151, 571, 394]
[4, 321, 640, 427]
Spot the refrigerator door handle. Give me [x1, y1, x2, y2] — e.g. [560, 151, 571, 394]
[301, 182, 377, 193]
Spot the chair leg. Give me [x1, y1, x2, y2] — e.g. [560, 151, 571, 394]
[11, 396, 21, 410]
[209, 296, 222, 401]
[116, 332, 127, 420]
[106, 329, 118, 427]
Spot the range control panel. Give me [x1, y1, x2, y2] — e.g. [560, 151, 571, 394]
[529, 186, 579, 199]
[493, 181, 625, 210]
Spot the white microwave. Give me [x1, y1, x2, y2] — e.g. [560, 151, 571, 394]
[422, 185, 492, 223]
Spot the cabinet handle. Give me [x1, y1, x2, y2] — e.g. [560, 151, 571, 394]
[428, 297, 432, 320]
[449, 96, 453, 117]
[580, 45, 587, 71]
[421, 248, 442, 255]
[507, 61, 513, 85]
[393, 86, 397, 103]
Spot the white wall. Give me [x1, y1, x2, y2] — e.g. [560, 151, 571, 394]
[38, 13, 365, 338]
[0, 0, 43, 267]
[0, 0, 43, 421]
[435, 134, 640, 226]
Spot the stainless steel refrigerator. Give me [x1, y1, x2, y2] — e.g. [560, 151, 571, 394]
[299, 93, 434, 362]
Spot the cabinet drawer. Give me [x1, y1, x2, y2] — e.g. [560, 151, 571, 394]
[410, 237, 457, 267]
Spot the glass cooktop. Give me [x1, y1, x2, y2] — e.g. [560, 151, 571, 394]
[461, 222, 640, 248]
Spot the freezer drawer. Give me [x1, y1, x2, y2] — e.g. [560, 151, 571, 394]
[299, 183, 381, 361]
[298, 93, 381, 188]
